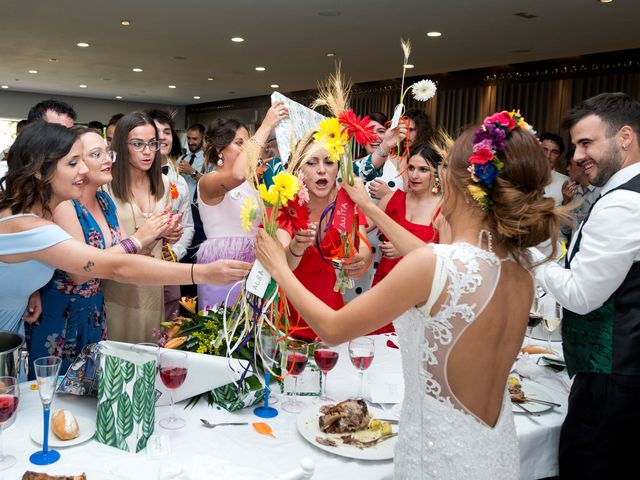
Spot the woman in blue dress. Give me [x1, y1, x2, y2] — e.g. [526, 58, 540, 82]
[25, 128, 167, 377]
[0, 122, 251, 357]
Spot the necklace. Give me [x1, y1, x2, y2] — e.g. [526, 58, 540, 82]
[129, 190, 155, 232]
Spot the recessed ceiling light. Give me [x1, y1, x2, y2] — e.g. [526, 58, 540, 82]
[255, 67, 266, 72]
[326, 52, 336, 57]
[132, 68, 143, 72]
[207, 76, 214, 81]
[598, 0, 613, 3]
[28, 70, 38, 74]
[231, 37, 244, 43]
[427, 31, 442, 37]
[121, 20, 131, 26]
[79, 84, 87, 88]
[115, 96, 123, 99]
[270, 84, 279, 88]
[404, 64, 415, 69]
[48, 58, 58, 62]
[168, 85, 177, 89]
[193, 96, 201, 100]
[1, 85, 8, 89]
[77, 42, 90, 48]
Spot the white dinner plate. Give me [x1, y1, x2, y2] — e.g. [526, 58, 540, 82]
[511, 381, 556, 414]
[30, 414, 96, 447]
[296, 403, 396, 461]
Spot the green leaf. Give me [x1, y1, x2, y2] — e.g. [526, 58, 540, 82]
[104, 355, 123, 401]
[142, 361, 156, 389]
[121, 360, 135, 383]
[117, 435, 130, 452]
[96, 400, 116, 447]
[142, 388, 155, 437]
[117, 392, 134, 439]
[136, 434, 149, 453]
[132, 377, 145, 424]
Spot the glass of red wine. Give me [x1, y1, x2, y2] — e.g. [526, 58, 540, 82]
[0, 376, 19, 470]
[527, 289, 544, 346]
[159, 350, 188, 430]
[282, 340, 308, 414]
[314, 338, 339, 403]
[349, 337, 375, 400]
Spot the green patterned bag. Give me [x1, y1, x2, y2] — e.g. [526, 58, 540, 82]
[95, 345, 156, 453]
[209, 374, 265, 412]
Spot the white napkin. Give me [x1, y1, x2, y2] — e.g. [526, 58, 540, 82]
[513, 353, 572, 394]
[368, 372, 404, 405]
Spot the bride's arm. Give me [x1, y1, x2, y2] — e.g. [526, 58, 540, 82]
[256, 230, 435, 344]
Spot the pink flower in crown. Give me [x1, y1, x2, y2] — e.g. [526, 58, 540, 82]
[296, 173, 309, 206]
[472, 139, 494, 154]
[469, 147, 494, 165]
[485, 111, 516, 130]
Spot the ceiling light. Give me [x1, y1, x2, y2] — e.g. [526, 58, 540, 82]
[168, 85, 176, 89]
[598, 0, 613, 3]
[48, 58, 58, 62]
[231, 37, 244, 43]
[404, 64, 415, 69]
[193, 96, 201, 100]
[1, 85, 8, 89]
[121, 20, 131, 26]
[270, 84, 279, 88]
[77, 42, 90, 48]
[255, 67, 266, 72]
[28, 70, 38, 74]
[116, 96, 123, 99]
[427, 31, 442, 37]
[326, 52, 336, 57]
[79, 84, 87, 88]
[207, 76, 214, 81]
[132, 68, 143, 72]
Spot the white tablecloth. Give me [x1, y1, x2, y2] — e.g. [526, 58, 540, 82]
[2, 335, 569, 480]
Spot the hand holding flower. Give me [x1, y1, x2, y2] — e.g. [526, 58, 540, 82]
[256, 229, 288, 282]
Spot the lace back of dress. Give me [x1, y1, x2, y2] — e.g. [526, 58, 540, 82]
[419, 238, 501, 423]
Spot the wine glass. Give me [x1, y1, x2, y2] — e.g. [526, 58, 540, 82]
[281, 340, 308, 414]
[254, 328, 281, 418]
[158, 350, 188, 430]
[30, 356, 62, 465]
[527, 289, 544, 346]
[349, 337, 375, 400]
[0, 376, 19, 470]
[313, 338, 339, 403]
[542, 301, 563, 354]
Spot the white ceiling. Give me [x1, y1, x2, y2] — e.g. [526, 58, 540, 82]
[1, 0, 638, 105]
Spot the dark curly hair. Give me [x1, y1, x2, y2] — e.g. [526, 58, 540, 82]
[0, 121, 80, 218]
[203, 118, 247, 171]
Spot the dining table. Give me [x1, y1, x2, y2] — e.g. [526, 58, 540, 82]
[2, 334, 570, 480]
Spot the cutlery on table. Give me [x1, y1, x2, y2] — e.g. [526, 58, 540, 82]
[524, 397, 561, 408]
[200, 419, 249, 429]
[360, 433, 398, 446]
[513, 402, 540, 416]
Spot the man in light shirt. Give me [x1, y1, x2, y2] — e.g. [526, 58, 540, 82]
[178, 123, 206, 200]
[540, 132, 569, 207]
[534, 92, 640, 478]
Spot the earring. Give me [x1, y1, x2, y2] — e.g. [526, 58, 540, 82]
[622, 144, 628, 151]
[431, 175, 441, 194]
[217, 153, 224, 167]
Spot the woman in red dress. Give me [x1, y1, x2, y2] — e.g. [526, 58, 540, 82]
[276, 145, 370, 342]
[369, 144, 443, 334]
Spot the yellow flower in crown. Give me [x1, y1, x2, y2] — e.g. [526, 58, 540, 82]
[271, 172, 300, 206]
[467, 184, 488, 204]
[259, 183, 279, 205]
[239, 197, 258, 232]
[313, 117, 349, 162]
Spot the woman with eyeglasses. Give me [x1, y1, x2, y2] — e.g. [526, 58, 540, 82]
[26, 127, 168, 377]
[103, 112, 185, 343]
[0, 122, 251, 349]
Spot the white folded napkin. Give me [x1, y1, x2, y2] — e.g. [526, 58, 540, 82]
[513, 353, 572, 394]
[368, 372, 404, 405]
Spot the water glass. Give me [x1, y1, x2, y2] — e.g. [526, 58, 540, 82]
[30, 356, 62, 465]
[254, 328, 281, 419]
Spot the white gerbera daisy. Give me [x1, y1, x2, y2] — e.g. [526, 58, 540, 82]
[411, 79, 437, 102]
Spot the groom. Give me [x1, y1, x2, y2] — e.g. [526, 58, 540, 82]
[534, 92, 640, 478]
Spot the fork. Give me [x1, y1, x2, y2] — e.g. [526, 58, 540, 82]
[200, 419, 249, 429]
[360, 433, 398, 446]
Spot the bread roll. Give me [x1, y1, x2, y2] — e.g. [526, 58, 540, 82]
[51, 409, 80, 441]
[520, 345, 556, 355]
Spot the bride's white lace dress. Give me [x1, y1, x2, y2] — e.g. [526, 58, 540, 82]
[393, 243, 520, 479]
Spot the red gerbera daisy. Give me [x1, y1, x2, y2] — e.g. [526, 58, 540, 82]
[338, 110, 378, 146]
[277, 195, 310, 232]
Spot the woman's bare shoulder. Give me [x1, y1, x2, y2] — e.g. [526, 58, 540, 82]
[0, 212, 53, 233]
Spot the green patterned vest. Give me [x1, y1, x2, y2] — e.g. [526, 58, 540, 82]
[562, 174, 640, 377]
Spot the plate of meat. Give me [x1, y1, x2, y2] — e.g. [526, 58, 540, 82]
[296, 399, 397, 460]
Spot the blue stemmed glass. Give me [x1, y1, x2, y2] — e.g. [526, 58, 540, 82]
[254, 329, 280, 419]
[30, 356, 62, 465]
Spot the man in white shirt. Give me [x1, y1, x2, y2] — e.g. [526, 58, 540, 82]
[534, 93, 640, 478]
[540, 132, 569, 207]
[178, 123, 206, 200]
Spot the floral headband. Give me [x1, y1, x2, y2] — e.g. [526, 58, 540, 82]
[467, 110, 536, 211]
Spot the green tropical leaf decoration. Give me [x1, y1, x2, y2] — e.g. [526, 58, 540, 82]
[121, 360, 135, 383]
[104, 355, 123, 401]
[142, 361, 156, 389]
[117, 435, 130, 452]
[117, 392, 134, 439]
[136, 434, 149, 453]
[142, 388, 155, 438]
[132, 377, 145, 424]
[95, 400, 116, 447]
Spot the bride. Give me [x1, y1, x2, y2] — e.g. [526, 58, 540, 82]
[256, 111, 563, 478]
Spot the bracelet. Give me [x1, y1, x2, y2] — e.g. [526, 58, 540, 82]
[250, 137, 266, 148]
[288, 244, 304, 258]
[190, 263, 196, 285]
[119, 238, 139, 254]
[130, 236, 143, 251]
[375, 145, 390, 158]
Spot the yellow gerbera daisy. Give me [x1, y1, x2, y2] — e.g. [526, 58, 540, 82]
[240, 197, 258, 232]
[313, 117, 349, 162]
[467, 184, 487, 203]
[271, 172, 300, 206]
[259, 184, 279, 205]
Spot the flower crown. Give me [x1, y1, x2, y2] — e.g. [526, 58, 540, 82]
[467, 110, 536, 211]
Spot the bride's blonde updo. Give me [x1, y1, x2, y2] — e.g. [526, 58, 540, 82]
[445, 119, 565, 266]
